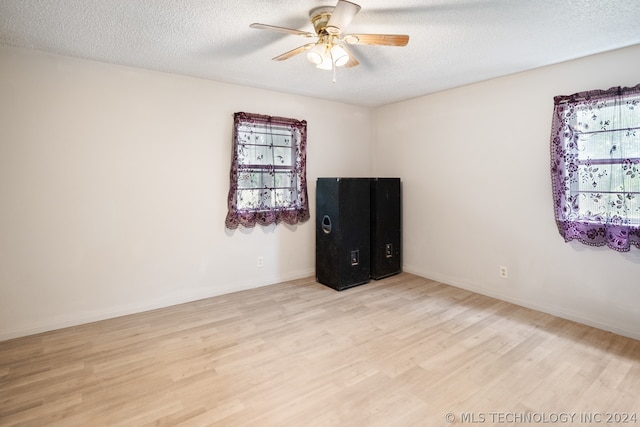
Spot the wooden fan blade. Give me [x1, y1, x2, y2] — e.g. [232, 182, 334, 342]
[325, 0, 361, 34]
[250, 23, 315, 38]
[343, 34, 409, 46]
[272, 43, 316, 61]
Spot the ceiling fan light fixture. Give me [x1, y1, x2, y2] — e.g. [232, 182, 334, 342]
[307, 47, 324, 65]
[308, 43, 331, 68]
[331, 44, 349, 67]
[309, 43, 349, 70]
[315, 52, 334, 70]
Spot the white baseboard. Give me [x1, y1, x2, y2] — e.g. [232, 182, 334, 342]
[7, 266, 637, 343]
[0, 269, 315, 341]
[403, 264, 640, 342]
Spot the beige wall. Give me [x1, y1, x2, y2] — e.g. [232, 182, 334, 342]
[374, 44, 640, 340]
[0, 46, 373, 339]
[3, 43, 640, 341]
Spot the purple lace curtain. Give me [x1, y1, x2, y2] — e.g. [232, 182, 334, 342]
[225, 112, 310, 229]
[550, 84, 640, 251]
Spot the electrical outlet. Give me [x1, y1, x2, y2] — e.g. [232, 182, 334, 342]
[499, 266, 508, 279]
[257, 256, 264, 268]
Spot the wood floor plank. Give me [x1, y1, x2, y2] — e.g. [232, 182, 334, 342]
[1, 273, 639, 426]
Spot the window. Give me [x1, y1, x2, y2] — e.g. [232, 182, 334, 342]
[225, 112, 309, 229]
[550, 84, 640, 251]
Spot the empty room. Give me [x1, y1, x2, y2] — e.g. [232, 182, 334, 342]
[1, 1, 640, 425]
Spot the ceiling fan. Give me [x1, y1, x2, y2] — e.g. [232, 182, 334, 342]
[250, 0, 409, 81]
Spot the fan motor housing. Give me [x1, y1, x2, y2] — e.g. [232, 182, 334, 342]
[309, 6, 334, 34]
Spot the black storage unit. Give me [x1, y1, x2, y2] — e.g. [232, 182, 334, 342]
[316, 178, 371, 291]
[316, 177, 402, 291]
[370, 178, 402, 279]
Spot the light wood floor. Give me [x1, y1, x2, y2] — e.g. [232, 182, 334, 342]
[2, 273, 639, 426]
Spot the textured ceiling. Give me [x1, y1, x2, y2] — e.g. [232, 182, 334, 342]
[1, 0, 640, 107]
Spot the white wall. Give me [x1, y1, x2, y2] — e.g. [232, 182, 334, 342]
[3, 43, 640, 342]
[374, 44, 640, 340]
[0, 46, 373, 340]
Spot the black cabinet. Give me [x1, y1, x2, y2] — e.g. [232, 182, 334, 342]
[316, 177, 401, 290]
[316, 178, 371, 291]
[370, 178, 402, 279]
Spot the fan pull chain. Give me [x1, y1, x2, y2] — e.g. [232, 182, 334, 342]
[330, 50, 337, 83]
